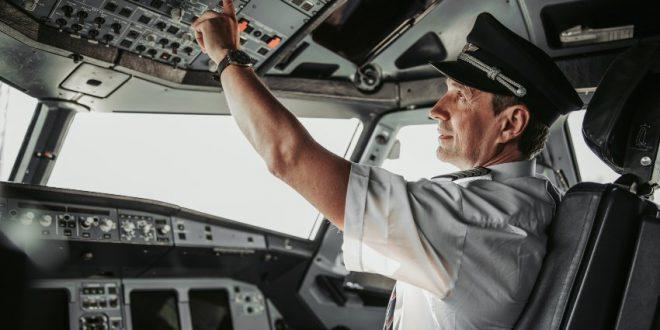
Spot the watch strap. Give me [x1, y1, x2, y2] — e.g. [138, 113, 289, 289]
[217, 49, 252, 79]
[217, 53, 234, 78]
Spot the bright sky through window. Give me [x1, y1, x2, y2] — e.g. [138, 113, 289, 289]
[48, 113, 361, 239]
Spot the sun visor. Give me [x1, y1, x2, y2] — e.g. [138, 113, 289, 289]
[583, 41, 660, 184]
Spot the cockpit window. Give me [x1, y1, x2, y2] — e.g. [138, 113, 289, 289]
[0, 84, 38, 180]
[47, 113, 362, 239]
[381, 124, 458, 181]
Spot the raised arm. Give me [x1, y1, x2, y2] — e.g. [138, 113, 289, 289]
[192, 1, 351, 230]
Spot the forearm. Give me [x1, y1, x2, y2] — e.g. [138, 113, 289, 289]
[220, 65, 311, 172]
[193, 3, 351, 228]
[220, 65, 350, 229]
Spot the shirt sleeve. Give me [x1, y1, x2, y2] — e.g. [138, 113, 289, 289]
[342, 163, 468, 298]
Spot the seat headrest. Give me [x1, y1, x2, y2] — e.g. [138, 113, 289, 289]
[583, 41, 660, 184]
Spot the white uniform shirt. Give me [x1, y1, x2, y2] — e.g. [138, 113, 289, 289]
[342, 160, 559, 329]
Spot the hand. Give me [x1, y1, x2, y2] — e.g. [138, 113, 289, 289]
[191, 0, 240, 64]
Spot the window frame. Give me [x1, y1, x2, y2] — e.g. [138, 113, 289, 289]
[358, 108, 435, 167]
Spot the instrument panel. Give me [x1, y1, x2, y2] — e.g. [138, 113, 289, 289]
[0, 182, 316, 328]
[0, 182, 310, 278]
[0, 195, 273, 251]
[28, 278, 276, 330]
[9, 0, 333, 72]
[3, 199, 176, 245]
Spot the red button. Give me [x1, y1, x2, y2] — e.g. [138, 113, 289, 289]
[267, 36, 281, 49]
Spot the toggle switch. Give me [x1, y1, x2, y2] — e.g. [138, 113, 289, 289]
[76, 10, 88, 24]
[170, 42, 179, 54]
[110, 23, 121, 34]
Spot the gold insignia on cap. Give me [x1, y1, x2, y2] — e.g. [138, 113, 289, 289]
[462, 43, 479, 53]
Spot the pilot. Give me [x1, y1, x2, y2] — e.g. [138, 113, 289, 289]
[192, 2, 582, 329]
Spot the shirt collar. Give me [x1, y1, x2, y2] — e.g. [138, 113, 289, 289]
[486, 159, 536, 182]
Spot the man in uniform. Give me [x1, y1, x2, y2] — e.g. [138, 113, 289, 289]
[192, 2, 582, 329]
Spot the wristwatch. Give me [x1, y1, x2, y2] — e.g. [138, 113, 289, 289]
[217, 49, 253, 77]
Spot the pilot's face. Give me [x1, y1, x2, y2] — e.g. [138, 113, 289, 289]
[428, 79, 502, 169]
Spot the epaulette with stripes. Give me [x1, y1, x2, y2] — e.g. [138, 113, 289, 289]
[431, 167, 491, 181]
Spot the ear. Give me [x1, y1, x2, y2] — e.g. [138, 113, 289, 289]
[496, 105, 530, 144]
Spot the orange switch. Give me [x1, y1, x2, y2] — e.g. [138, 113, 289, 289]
[267, 36, 281, 49]
[238, 19, 249, 32]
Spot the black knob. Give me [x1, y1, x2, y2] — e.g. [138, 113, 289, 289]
[94, 17, 105, 28]
[71, 23, 83, 32]
[183, 46, 193, 55]
[172, 57, 181, 64]
[147, 49, 157, 56]
[110, 23, 121, 34]
[102, 34, 114, 42]
[62, 5, 73, 17]
[88, 29, 99, 39]
[135, 45, 146, 52]
[155, 22, 166, 31]
[55, 18, 67, 28]
[158, 38, 169, 47]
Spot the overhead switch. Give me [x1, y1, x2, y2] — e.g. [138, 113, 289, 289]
[62, 5, 73, 17]
[238, 18, 249, 32]
[94, 17, 105, 28]
[111, 23, 121, 34]
[76, 10, 88, 24]
[267, 36, 281, 49]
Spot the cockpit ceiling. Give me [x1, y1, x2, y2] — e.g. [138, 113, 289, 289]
[0, 0, 657, 115]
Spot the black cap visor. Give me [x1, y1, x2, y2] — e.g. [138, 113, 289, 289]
[430, 60, 512, 96]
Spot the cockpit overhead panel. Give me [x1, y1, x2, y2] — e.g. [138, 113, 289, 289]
[8, 0, 334, 73]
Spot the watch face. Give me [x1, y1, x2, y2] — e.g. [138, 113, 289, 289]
[229, 50, 252, 66]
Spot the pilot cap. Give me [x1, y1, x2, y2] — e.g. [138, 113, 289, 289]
[431, 12, 583, 125]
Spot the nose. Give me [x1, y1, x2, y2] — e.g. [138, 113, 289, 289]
[428, 95, 450, 121]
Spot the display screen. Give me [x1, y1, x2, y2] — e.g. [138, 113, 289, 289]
[22, 288, 70, 330]
[130, 291, 181, 330]
[189, 289, 233, 330]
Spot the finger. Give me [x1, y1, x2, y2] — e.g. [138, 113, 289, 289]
[222, 0, 236, 19]
[192, 10, 221, 29]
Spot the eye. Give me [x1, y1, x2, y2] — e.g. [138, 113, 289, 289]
[456, 90, 467, 103]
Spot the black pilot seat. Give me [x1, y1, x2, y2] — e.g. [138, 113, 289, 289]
[515, 41, 660, 330]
